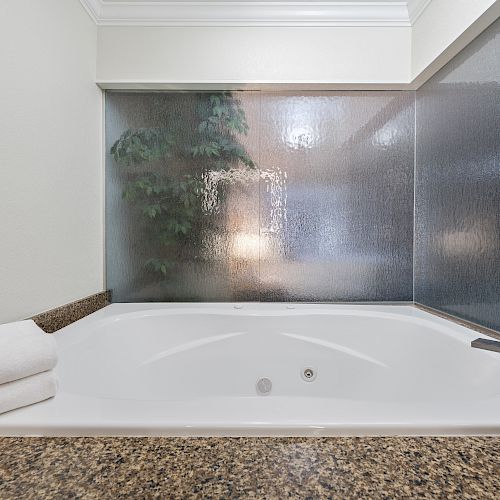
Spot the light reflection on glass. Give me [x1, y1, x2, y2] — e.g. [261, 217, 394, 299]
[285, 126, 316, 150]
[372, 123, 399, 149]
[231, 232, 265, 260]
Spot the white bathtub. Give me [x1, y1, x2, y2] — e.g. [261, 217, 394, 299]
[1, 303, 499, 436]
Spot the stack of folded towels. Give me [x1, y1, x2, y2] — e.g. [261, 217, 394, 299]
[0, 320, 58, 414]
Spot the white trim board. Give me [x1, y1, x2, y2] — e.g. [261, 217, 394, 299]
[95, 81, 418, 91]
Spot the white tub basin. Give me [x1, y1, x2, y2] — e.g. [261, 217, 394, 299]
[0, 303, 499, 436]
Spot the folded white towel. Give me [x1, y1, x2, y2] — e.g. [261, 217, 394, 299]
[0, 320, 58, 384]
[0, 370, 57, 414]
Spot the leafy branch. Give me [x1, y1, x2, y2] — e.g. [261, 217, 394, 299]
[110, 92, 255, 279]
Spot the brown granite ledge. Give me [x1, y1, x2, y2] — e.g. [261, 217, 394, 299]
[31, 291, 111, 333]
[0, 437, 498, 499]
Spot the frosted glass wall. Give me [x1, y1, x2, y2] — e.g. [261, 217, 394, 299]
[106, 91, 415, 302]
[415, 19, 500, 330]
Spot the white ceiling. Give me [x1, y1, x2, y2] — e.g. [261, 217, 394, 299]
[79, 0, 433, 27]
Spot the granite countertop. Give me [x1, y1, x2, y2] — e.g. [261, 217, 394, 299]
[0, 437, 499, 498]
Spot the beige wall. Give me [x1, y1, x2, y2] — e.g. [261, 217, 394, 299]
[0, 0, 103, 323]
[96, 26, 412, 87]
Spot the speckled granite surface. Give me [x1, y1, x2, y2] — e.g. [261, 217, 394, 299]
[31, 291, 110, 333]
[0, 437, 498, 498]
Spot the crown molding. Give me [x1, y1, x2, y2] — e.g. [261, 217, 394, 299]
[407, 0, 433, 24]
[79, 1, 417, 27]
[79, 0, 101, 23]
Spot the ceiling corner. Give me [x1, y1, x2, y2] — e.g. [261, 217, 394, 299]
[79, 0, 101, 24]
[407, 0, 433, 24]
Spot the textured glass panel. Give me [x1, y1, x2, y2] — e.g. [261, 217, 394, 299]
[259, 92, 415, 301]
[106, 92, 260, 301]
[415, 19, 500, 330]
[106, 91, 414, 302]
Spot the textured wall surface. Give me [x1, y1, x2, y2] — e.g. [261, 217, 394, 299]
[0, 0, 103, 324]
[106, 91, 414, 302]
[415, 19, 500, 330]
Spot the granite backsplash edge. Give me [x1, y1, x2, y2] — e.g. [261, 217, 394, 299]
[31, 291, 111, 333]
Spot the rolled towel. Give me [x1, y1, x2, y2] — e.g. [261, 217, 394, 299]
[0, 370, 57, 414]
[0, 320, 57, 384]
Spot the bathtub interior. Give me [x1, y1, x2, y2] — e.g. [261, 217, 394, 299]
[54, 305, 500, 404]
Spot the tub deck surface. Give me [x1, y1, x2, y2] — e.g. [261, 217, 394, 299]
[1, 437, 499, 498]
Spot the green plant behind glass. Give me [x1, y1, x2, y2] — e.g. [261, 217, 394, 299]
[110, 92, 255, 279]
